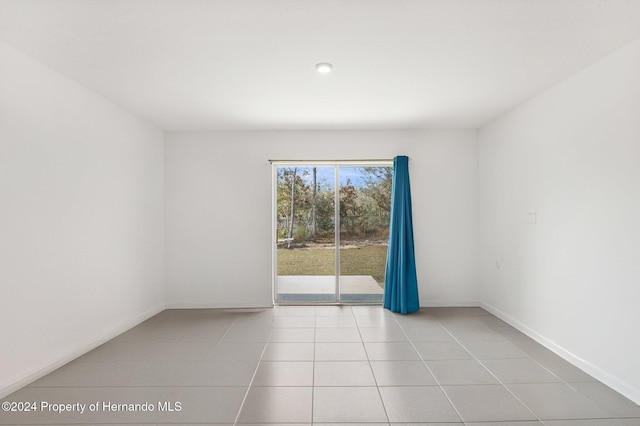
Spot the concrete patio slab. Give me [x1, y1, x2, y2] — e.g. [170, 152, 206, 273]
[277, 275, 384, 303]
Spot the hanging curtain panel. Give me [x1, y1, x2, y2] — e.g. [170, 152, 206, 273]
[383, 156, 420, 314]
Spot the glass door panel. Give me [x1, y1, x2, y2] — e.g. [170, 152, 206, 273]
[338, 166, 392, 303]
[276, 166, 336, 303]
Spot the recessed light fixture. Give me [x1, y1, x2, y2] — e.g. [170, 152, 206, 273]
[315, 62, 333, 73]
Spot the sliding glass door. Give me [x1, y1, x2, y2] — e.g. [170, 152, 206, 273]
[274, 162, 392, 304]
[275, 166, 336, 302]
[338, 166, 391, 302]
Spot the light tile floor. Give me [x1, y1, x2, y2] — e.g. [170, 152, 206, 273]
[2, 306, 639, 425]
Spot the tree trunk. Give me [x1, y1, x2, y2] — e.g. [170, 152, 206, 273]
[287, 168, 297, 249]
[311, 167, 317, 240]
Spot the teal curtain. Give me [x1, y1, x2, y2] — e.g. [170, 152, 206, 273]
[383, 156, 419, 314]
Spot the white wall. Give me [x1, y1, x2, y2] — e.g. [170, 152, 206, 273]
[165, 130, 479, 308]
[0, 42, 165, 397]
[479, 38, 640, 402]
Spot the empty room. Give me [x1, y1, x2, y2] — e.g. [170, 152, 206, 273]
[1, 0, 639, 425]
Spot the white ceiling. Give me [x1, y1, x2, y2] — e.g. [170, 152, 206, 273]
[2, 0, 640, 131]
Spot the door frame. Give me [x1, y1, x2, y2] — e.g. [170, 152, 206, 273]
[271, 160, 393, 305]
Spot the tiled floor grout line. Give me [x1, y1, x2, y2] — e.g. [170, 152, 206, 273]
[392, 314, 466, 424]
[560, 378, 628, 421]
[436, 317, 544, 423]
[356, 310, 392, 425]
[237, 309, 633, 425]
[231, 311, 276, 426]
[484, 324, 606, 395]
[9, 307, 639, 425]
[311, 308, 317, 425]
[442, 315, 624, 422]
[205, 314, 240, 362]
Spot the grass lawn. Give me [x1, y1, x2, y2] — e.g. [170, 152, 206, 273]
[277, 245, 388, 286]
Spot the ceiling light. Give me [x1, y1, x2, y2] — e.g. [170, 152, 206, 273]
[315, 62, 333, 73]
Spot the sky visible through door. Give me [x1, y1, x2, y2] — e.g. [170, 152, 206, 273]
[275, 164, 392, 303]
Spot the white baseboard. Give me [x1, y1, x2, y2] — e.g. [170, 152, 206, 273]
[165, 301, 275, 309]
[0, 303, 165, 400]
[481, 302, 640, 405]
[166, 300, 480, 309]
[168, 301, 480, 309]
[168, 300, 478, 309]
[421, 299, 480, 307]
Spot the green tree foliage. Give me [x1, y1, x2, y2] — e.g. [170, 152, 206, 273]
[339, 179, 360, 235]
[362, 167, 393, 215]
[277, 166, 392, 245]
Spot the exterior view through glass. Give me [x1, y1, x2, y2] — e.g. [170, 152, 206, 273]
[275, 164, 392, 303]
